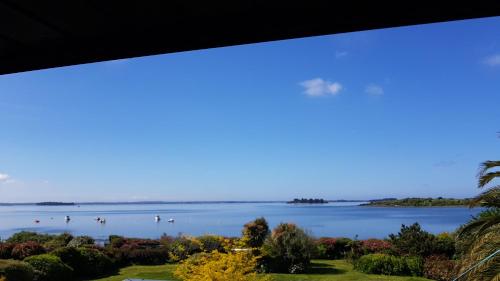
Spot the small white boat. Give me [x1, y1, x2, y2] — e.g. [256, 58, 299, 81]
[65, 216, 71, 221]
[100, 218, 106, 224]
[167, 218, 174, 223]
[155, 215, 161, 222]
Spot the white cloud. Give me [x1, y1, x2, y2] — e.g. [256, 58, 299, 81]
[365, 84, 384, 96]
[300, 78, 343, 97]
[0, 173, 10, 182]
[335, 51, 348, 59]
[483, 54, 500, 66]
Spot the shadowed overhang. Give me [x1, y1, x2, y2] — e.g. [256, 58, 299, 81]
[1, 1, 500, 75]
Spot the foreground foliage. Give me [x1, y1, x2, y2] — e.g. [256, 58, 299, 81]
[354, 254, 422, 276]
[24, 254, 73, 281]
[175, 251, 269, 281]
[92, 259, 431, 281]
[456, 159, 500, 281]
[261, 223, 315, 273]
[0, 259, 34, 281]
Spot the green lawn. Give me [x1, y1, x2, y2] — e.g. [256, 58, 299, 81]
[89, 263, 178, 281]
[269, 260, 430, 281]
[90, 260, 431, 281]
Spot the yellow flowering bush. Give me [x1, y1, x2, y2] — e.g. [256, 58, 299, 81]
[174, 251, 270, 281]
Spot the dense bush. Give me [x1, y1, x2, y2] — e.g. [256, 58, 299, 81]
[167, 236, 202, 262]
[261, 223, 315, 273]
[315, 237, 353, 259]
[354, 254, 423, 276]
[0, 259, 34, 281]
[51, 247, 86, 276]
[117, 238, 160, 250]
[434, 233, 456, 258]
[6, 232, 53, 244]
[125, 248, 169, 265]
[67, 235, 95, 247]
[389, 223, 437, 257]
[423, 255, 457, 281]
[405, 256, 423, 276]
[175, 251, 268, 281]
[108, 235, 126, 248]
[242, 217, 270, 248]
[24, 254, 73, 281]
[105, 235, 168, 266]
[198, 235, 226, 253]
[361, 239, 392, 254]
[11, 242, 46, 260]
[42, 233, 73, 251]
[77, 247, 114, 277]
[0, 244, 14, 259]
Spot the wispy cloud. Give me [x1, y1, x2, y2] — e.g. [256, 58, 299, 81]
[300, 78, 343, 97]
[483, 54, 500, 66]
[335, 51, 348, 59]
[0, 173, 10, 183]
[365, 84, 384, 96]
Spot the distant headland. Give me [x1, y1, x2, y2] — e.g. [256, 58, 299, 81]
[361, 197, 472, 207]
[35, 202, 76, 206]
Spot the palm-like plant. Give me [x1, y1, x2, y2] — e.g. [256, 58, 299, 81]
[456, 160, 500, 281]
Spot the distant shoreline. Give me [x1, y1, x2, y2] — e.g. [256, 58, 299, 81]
[0, 200, 368, 206]
[361, 197, 472, 207]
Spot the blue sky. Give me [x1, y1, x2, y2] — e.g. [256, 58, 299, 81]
[1, 17, 499, 202]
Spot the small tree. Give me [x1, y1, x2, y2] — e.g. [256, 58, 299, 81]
[261, 223, 315, 273]
[242, 218, 270, 248]
[389, 223, 436, 257]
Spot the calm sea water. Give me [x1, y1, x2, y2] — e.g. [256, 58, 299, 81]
[0, 203, 481, 241]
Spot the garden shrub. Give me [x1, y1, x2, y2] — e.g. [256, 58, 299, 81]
[77, 247, 114, 277]
[346, 238, 363, 261]
[168, 236, 202, 262]
[51, 247, 86, 276]
[175, 251, 269, 281]
[242, 217, 270, 248]
[261, 223, 315, 273]
[24, 254, 73, 281]
[42, 233, 73, 251]
[104, 247, 129, 267]
[126, 247, 169, 265]
[0, 259, 34, 281]
[355, 254, 405, 275]
[354, 253, 423, 276]
[315, 238, 336, 259]
[117, 238, 160, 250]
[198, 235, 226, 253]
[108, 235, 126, 248]
[389, 223, 437, 257]
[6, 232, 53, 244]
[423, 255, 457, 281]
[0, 244, 14, 259]
[434, 233, 456, 258]
[405, 256, 423, 276]
[11, 242, 46, 260]
[67, 235, 95, 247]
[361, 239, 392, 254]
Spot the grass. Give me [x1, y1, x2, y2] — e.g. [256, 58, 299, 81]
[89, 263, 178, 281]
[90, 260, 431, 281]
[269, 260, 430, 281]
